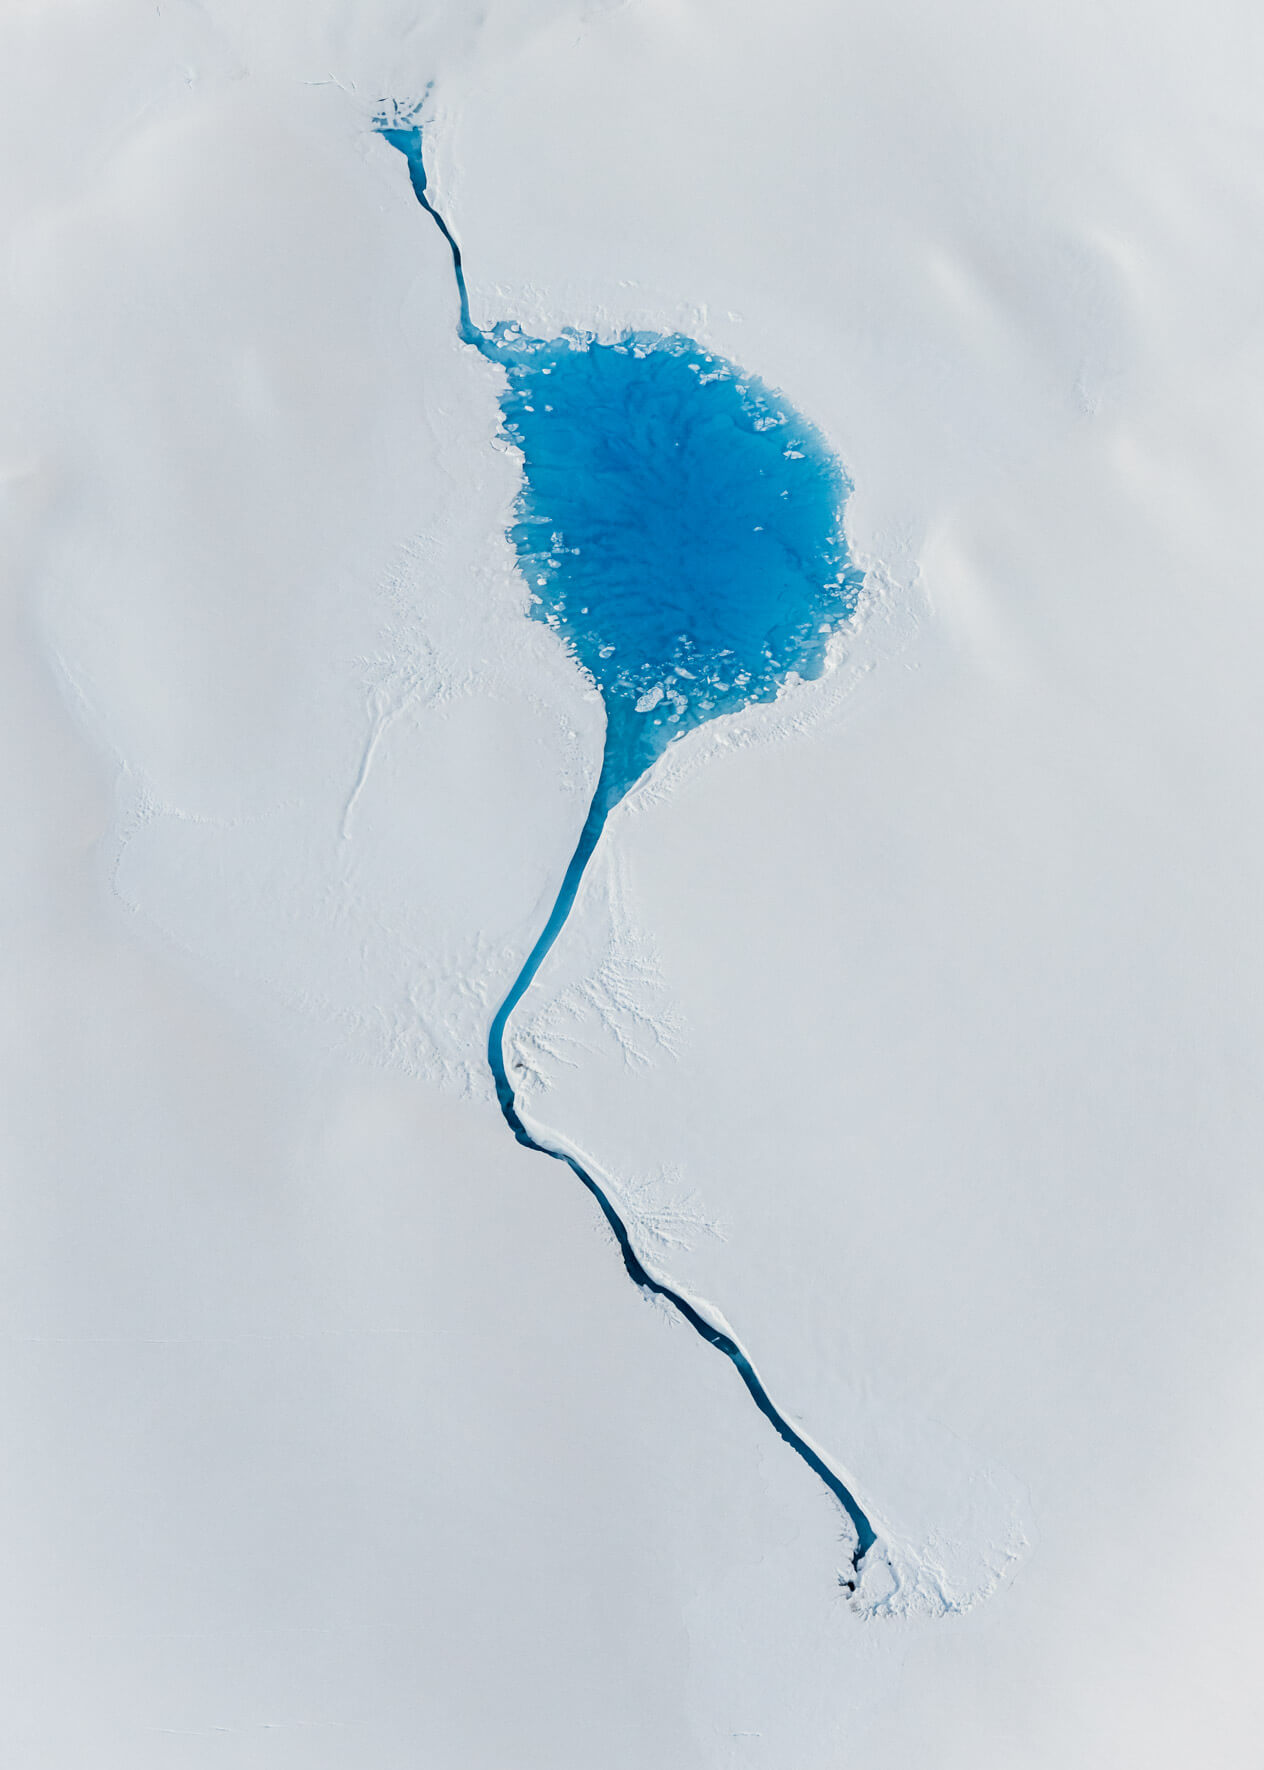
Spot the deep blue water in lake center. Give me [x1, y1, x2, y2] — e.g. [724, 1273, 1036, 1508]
[380, 118, 877, 1579]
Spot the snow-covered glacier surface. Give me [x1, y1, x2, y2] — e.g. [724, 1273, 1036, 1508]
[4, 0, 1264, 1765]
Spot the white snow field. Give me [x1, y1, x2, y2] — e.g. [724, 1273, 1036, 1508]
[3, 0, 1264, 1763]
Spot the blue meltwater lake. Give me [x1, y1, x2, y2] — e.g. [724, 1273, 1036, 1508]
[380, 118, 877, 1581]
[498, 334, 861, 813]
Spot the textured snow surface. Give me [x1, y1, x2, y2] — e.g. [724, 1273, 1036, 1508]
[4, 0, 1264, 1764]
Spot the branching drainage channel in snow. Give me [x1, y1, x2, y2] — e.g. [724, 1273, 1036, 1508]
[379, 108, 877, 1581]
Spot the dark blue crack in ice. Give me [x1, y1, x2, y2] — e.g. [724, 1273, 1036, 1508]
[379, 114, 876, 1582]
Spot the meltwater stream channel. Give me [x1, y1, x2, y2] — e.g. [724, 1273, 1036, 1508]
[380, 116, 878, 1581]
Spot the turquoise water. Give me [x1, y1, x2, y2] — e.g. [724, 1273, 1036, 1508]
[380, 119, 875, 1577]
